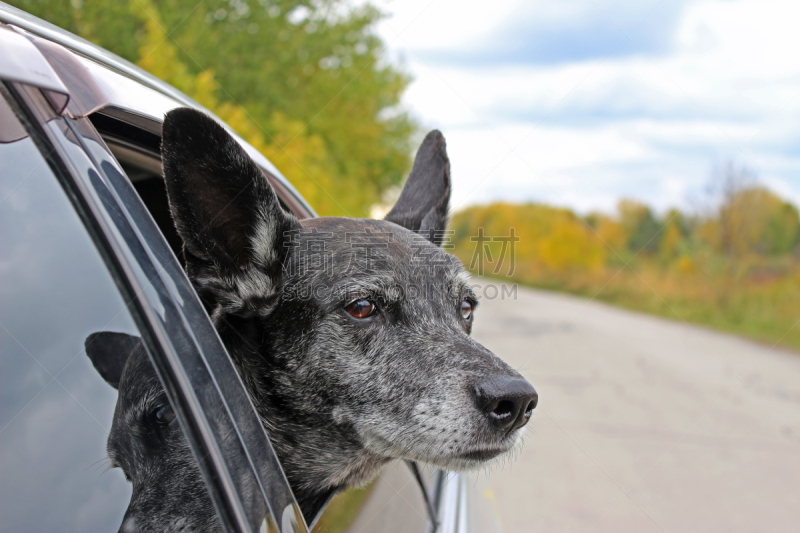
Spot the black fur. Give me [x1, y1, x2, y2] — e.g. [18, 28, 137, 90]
[89, 108, 537, 531]
[161, 108, 300, 314]
[86, 331, 139, 389]
[385, 129, 451, 246]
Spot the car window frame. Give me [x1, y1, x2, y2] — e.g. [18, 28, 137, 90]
[1, 80, 308, 533]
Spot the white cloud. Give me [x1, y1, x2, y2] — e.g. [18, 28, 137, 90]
[371, 0, 800, 214]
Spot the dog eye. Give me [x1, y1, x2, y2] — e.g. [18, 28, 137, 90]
[154, 405, 176, 425]
[460, 299, 473, 320]
[345, 299, 375, 319]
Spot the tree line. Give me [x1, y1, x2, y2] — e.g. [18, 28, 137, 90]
[12, 0, 416, 217]
[452, 164, 799, 277]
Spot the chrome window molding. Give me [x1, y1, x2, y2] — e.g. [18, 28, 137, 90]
[428, 471, 472, 533]
[0, 1, 201, 112]
[0, 22, 68, 112]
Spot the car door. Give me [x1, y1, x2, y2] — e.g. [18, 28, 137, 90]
[0, 31, 305, 533]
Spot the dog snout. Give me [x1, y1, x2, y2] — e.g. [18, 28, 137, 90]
[473, 376, 538, 433]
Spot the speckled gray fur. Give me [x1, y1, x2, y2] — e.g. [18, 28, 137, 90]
[86, 108, 535, 531]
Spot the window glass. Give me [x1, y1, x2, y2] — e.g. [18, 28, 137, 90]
[0, 99, 151, 531]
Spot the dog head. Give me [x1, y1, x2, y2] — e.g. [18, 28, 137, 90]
[160, 108, 538, 509]
[85, 332, 219, 533]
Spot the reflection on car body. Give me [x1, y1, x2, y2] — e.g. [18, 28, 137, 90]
[86, 332, 223, 533]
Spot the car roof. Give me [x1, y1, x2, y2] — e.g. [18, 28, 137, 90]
[0, 2, 316, 219]
[0, 2, 201, 109]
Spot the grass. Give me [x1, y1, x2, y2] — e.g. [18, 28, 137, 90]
[462, 256, 800, 353]
[575, 269, 800, 351]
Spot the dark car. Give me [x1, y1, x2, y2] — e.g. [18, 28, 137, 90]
[0, 4, 494, 532]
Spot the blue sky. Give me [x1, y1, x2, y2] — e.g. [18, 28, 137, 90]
[371, 0, 800, 215]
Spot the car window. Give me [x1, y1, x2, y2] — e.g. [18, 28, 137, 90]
[0, 93, 188, 531]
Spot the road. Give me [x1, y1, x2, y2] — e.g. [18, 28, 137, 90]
[348, 281, 800, 533]
[469, 281, 800, 532]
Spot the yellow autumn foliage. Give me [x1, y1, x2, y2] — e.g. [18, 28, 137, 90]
[451, 203, 606, 276]
[128, 0, 357, 217]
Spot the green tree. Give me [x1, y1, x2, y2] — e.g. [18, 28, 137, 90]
[657, 208, 691, 262]
[764, 201, 800, 254]
[617, 199, 662, 255]
[11, 0, 416, 217]
[720, 187, 800, 256]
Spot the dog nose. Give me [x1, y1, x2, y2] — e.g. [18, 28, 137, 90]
[474, 376, 538, 433]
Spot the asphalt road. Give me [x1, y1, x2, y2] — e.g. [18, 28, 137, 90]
[347, 282, 800, 532]
[470, 281, 800, 533]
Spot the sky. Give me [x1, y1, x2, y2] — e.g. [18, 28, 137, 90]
[369, 0, 800, 215]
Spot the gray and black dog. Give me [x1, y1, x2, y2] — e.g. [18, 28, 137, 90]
[87, 108, 537, 531]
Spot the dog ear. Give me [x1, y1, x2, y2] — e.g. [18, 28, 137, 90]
[85, 332, 140, 389]
[161, 108, 300, 308]
[385, 130, 451, 246]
